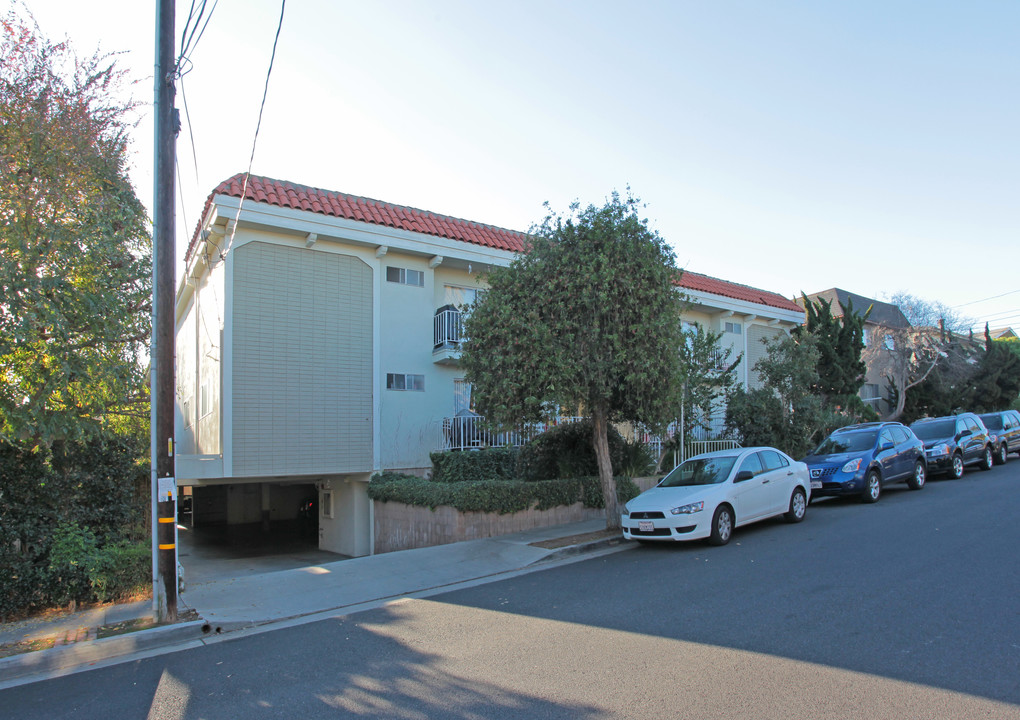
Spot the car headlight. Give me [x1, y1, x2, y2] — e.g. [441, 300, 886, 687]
[841, 458, 862, 473]
[670, 501, 704, 515]
[929, 444, 949, 457]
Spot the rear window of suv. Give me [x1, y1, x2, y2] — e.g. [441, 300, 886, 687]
[912, 420, 955, 441]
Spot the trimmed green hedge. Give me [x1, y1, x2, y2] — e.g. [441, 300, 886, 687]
[0, 436, 149, 620]
[368, 471, 639, 514]
[429, 447, 520, 483]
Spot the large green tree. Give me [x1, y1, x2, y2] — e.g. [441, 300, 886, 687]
[461, 193, 686, 529]
[0, 10, 151, 447]
[725, 333, 844, 458]
[796, 294, 869, 402]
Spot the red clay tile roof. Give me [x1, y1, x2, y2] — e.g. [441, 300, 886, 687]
[678, 271, 803, 314]
[186, 174, 529, 261]
[187, 176, 801, 316]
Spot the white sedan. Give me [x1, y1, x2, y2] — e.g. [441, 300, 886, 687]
[621, 447, 811, 546]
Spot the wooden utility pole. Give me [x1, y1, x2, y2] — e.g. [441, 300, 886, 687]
[152, 0, 179, 622]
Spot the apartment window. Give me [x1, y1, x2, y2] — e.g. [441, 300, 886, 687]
[386, 266, 424, 287]
[862, 327, 870, 347]
[861, 383, 882, 407]
[454, 379, 473, 413]
[387, 373, 425, 391]
[199, 380, 214, 418]
[724, 321, 742, 335]
[884, 334, 895, 350]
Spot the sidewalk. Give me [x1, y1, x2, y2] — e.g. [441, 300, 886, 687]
[0, 519, 627, 687]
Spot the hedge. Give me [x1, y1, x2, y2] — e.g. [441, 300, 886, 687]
[429, 447, 520, 483]
[0, 436, 149, 620]
[368, 471, 639, 514]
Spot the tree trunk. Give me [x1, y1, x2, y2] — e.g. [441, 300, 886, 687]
[592, 408, 620, 530]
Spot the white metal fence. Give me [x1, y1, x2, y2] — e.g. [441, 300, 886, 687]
[440, 415, 584, 452]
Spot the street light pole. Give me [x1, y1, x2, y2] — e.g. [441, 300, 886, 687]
[152, 0, 179, 623]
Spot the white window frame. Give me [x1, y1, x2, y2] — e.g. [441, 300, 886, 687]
[386, 266, 425, 287]
[724, 321, 742, 335]
[386, 373, 425, 391]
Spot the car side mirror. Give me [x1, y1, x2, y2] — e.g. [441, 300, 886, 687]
[880, 441, 894, 451]
[734, 470, 754, 482]
[957, 430, 971, 439]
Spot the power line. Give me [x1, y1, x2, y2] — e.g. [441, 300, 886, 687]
[951, 289, 1020, 309]
[223, 0, 287, 259]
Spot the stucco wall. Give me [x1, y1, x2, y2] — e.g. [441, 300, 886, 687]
[373, 500, 606, 554]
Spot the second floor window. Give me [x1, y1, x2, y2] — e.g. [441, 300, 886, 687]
[387, 373, 425, 391]
[386, 266, 424, 287]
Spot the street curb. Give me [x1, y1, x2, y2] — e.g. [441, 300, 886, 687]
[0, 619, 208, 684]
[533, 535, 632, 564]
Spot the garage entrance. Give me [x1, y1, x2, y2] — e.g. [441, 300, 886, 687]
[177, 481, 347, 585]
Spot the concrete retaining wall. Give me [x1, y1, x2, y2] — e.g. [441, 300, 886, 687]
[372, 477, 661, 554]
[373, 501, 605, 554]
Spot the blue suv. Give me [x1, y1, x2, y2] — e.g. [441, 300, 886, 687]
[801, 422, 927, 503]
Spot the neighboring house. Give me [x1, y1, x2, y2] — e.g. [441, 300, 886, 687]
[990, 327, 1017, 341]
[175, 174, 803, 556]
[799, 288, 911, 417]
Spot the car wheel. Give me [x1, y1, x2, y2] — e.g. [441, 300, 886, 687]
[979, 446, 993, 471]
[948, 453, 964, 479]
[708, 505, 733, 546]
[862, 470, 881, 503]
[995, 443, 1008, 466]
[906, 461, 926, 490]
[785, 488, 807, 523]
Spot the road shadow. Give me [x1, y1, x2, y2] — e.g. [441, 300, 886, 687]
[0, 607, 604, 720]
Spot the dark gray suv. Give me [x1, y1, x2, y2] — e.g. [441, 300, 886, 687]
[909, 413, 994, 479]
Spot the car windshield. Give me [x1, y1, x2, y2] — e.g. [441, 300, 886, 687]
[660, 456, 738, 487]
[811, 431, 877, 455]
[912, 420, 955, 441]
[979, 415, 1003, 431]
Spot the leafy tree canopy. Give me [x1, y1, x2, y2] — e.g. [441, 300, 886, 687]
[461, 192, 686, 528]
[0, 10, 151, 447]
[795, 293, 869, 401]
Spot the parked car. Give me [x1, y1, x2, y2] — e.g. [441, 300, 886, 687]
[978, 410, 1020, 465]
[909, 413, 994, 479]
[621, 447, 810, 547]
[801, 422, 926, 503]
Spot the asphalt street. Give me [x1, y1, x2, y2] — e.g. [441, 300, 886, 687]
[2, 460, 1019, 719]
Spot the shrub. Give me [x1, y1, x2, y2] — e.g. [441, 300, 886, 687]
[429, 447, 519, 483]
[368, 471, 638, 514]
[517, 419, 628, 481]
[0, 435, 149, 619]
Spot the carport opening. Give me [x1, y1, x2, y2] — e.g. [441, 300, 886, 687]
[177, 482, 346, 584]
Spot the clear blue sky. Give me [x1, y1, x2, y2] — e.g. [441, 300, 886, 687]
[26, 0, 1020, 330]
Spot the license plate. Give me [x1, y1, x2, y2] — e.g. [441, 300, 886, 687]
[638, 521, 654, 532]
[810, 480, 822, 489]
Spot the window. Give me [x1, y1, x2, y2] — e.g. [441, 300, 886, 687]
[320, 490, 333, 519]
[199, 380, 214, 418]
[444, 285, 485, 310]
[861, 383, 881, 408]
[737, 453, 763, 477]
[386, 373, 425, 391]
[386, 266, 424, 287]
[454, 379, 473, 413]
[724, 321, 742, 335]
[760, 450, 788, 471]
[884, 334, 895, 350]
[862, 327, 870, 347]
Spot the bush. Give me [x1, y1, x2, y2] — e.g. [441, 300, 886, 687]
[517, 419, 629, 481]
[429, 447, 520, 483]
[368, 471, 639, 514]
[0, 435, 149, 620]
